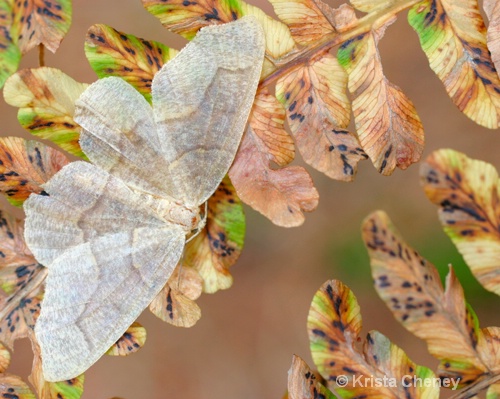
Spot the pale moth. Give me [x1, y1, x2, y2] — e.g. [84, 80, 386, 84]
[24, 16, 265, 381]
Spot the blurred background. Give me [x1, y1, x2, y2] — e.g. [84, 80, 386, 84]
[1, 0, 499, 397]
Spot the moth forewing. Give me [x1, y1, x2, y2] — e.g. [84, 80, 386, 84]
[151, 16, 266, 206]
[24, 16, 265, 381]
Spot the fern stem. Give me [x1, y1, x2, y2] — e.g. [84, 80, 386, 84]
[0, 267, 47, 323]
[261, 0, 421, 86]
[448, 373, 500, 399]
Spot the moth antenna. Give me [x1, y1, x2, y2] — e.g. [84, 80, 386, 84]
[176, 252, 185, 290]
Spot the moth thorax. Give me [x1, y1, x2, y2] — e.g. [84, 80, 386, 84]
[167, 203, 202, 232]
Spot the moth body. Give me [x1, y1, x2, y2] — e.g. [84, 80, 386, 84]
[165, 203, 204, 234]
[137, 192, 203, 233]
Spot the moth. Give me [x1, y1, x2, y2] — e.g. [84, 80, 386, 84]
[23, 16, 265, 381]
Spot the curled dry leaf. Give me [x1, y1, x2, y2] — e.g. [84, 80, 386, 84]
[328, 4, 357, 32]
[276, 52, 367, 181]
[409, 0, 500, 129]
[0, 283, 43, 350]
[10, 0, 72, 54]
[363, 331, 440, 398]
[0, 0, 21, 89]
[150, 287, 201, 328]
[238, 2, 296, 76]
[184, 176, 246, 293]
[287, 355, 336, 399]
[30, 333, 85, 399]
[3, 67, 89, 158]
[362, 211, 500, 385]
[236, 1, 297, 77]
[85, 24, 178, 103]
[307, 280, 439, 398]
[338, 15, 424, 175]
[107, 322, 147, 356]
[421, 149, 500, 296]
[308, 280, 366, 395]
[229, 89, 319, 227]
[249, 88, 295, 167]
[0, 209, 46, 349]
[0, 341, 10, 372]
[169, 266, 203, 302]
[0, 374, 35, 399]
[480, 327, 500, 371]
[0, 209, 35, 281]
[269, 0, 335, 45]
[150, 266, 203, 328]
[142, 0, 243, 39]
[0, 137, 69, 207]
